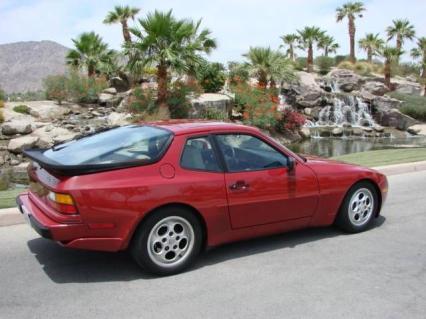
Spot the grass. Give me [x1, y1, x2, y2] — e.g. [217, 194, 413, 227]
[332, 148, 426, 167]
[0, 188, 25, 209]
[13, 104, 31, 114]
[387, 92, 426, 121]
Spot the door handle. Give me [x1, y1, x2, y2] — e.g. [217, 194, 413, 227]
[230, 180, 250, 191]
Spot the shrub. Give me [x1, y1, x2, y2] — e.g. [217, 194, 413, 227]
[0, 100, 4, 108]
[197, 62, 226, 93]
[337, 61, 353, 70]
[66, 72, 108, 104]
[167, 81, 202, 119]
[337, 61, 379, 76]
[43, 75, 68, 104]
[228, 61, 249, 85]
[294, 57, 307, 71]
[334, 55, 349, 65]
[276, 109, 306, 133]
[0, 110, 4, 123]
[233, 83, 279, 129]
[387, 92, 426, 121]
[315, 56, 334, 75]
[127, 87, 158, 116]
[199, 108, 227, 120]
[392, 62, 421, 77]
[13, 104, 31, 114]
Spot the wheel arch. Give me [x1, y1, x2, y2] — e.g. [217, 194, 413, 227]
[127, 202, 208, 251]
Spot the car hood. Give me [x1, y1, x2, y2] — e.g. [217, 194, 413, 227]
[301, 154, 375, 172]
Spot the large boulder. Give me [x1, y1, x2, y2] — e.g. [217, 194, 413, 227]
[328, 69, 363, 92]
[1, 120, 33, 136]
[98, 88, 126, 107]
[394, 81, 422, 95]
[374, 108, 418, 130]
[295, 90, 325, 108]
[109, 76, 130, 92]
[8, 136, 39, 153]
[107, 112, 132, 126]
[371, 95, 402, 112]
[27, 101, 70, 121]
[361, 81, 389, 96]
[407, 124, 426, 136]
[32, 126, 77, 148]
[189, 93, 232, 118]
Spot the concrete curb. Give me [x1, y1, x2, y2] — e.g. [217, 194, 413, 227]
[1, 160, 426, 227]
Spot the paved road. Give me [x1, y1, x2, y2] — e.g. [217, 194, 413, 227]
[1, 171, 425, 319]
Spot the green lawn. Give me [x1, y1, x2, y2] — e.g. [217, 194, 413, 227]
[332, 148, 426, 167]
[0, 188, 25, 209]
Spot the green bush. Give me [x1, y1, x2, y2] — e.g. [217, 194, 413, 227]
[315, 56, 334, 75]
[392, 62, 422, 78]
[43, 75, 68, 104]
[66, 72, 108, 104]
[387, 92, 426, 121]
[228, 61, 249, 85]
[199, 108, 227, 120]
[0, 100, 4, 108]
[0, 110, 4, 123]
[168, 81, 202, 119]
[197, 62, 226, 93]
[334, 55, 349, 65]
[13, 104, 31, 114]
[294, 57, 307, 71]
[337, 61, 381, 76]
[127, 87, 158, 116]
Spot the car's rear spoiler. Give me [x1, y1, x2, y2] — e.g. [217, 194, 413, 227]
[22, 149, 155, 176]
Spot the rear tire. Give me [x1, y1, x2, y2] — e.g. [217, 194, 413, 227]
[131, 207, 203, 276]
[335, 181, 379, 233]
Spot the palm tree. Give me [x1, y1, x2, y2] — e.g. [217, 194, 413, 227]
[103, 5, 140, 43]
[358, 33, 384, 63]
[66, 32, 115, 77]
[243, 47, 295, 88]
[297, 26, 324, 72]
[318, 35, 340, 57]
[411, 37, 426, 96]
[386, 19, 416, 62]
[128, 10, 216, 112]
[336, 1, 365, 63]
[380, 46, 403, 89]
[280, 34, 299, 61]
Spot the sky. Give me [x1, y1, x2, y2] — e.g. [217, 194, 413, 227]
[0, 0, 425, 63]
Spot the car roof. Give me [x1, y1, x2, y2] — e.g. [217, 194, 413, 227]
[144, 120, 261, 136]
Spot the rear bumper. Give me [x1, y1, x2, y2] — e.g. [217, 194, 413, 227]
[16, 193, 124, 252]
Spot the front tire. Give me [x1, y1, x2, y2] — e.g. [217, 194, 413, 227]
[335, 181, 379, 233]
[131, 207, 203, 276]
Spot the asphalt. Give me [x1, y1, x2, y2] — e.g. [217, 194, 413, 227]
[0, 170, 425, 318]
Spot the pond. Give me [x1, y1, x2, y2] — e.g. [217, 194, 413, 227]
[287, 135, 426, 158]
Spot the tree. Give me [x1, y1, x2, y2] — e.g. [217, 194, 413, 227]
[243, 47, 295, 88]
[336, 1, 365, 63]
[103, 5, 140, 43]
[386, 19, 416, 63]
[411, 37, 426, 96]
[380, 47, 403, 89]
[318, 34, 340, 57]
[297, 26, 325, 72]
[280, 34, 299, 61]
[358, 33, 384, 63]
[196, 61, 226, 93]
[128, 10, 217, 113]
[43, 75, 68, 105]
[66, 32, 116, 77]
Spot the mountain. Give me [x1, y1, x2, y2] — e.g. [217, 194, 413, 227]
[0, 40, 69, 94]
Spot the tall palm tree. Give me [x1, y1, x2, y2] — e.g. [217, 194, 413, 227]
[128, 10, 216, 112]
[336, 1, 365, 63]
[411, 37, 426, 96]
[66, 32, 115, 77]
[297, 26, 325, 72]
[386, 19, 416, 63]
[358, 33, 384, 63]
[318, 35, 340, 57]
[380, 46, 403, 88]
[103, 5, 140, 43]
[280, 34, 299, 61]
[243, 47, 295, 88]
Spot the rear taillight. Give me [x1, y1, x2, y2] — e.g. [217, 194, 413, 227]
[47, 191, 78, 215]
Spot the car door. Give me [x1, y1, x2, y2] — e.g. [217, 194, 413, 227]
[215, 133, 319, 229]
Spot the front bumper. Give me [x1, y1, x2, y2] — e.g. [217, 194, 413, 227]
[16, 193, 124, 252]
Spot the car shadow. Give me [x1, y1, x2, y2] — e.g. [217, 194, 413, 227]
[27, 216, 385, 283]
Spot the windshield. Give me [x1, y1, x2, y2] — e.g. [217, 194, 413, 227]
[43, 125, 172, 165]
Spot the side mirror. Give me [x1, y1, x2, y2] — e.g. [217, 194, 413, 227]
[287, 157, 296, 171]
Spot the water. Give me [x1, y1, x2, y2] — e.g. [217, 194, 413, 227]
[288, 136, 426, 158]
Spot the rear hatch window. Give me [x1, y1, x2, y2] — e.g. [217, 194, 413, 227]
[24, 125, 173, 175]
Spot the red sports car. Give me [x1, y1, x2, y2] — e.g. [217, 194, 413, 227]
[17, 121, 388, 275]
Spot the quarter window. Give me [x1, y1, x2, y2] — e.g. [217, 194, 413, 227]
[181, 137, 221, 172]
[216, 134, 288, 172]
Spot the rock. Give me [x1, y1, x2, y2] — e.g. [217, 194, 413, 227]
[103, 87, 117, 95]
[406, 124, 426, 136]
[107, 112, 132, 126]
[189, 93, 232, 119]
[362, 81, 389, 96]
[98, 93, 123, 107]
[109, 76, 130, 92]
[296, 71, 322, 90]
[27, 101, 71, 121]
[362, 126, 373, 133]
[300, 127, 311, 139]
[32, 127, 77, 148]
[318, 126, 332, 137]
[310, 107, 322, 121]
[11, 162, 30, 184]
[372, 96, 402, 112]
[373, 125, 385, 132]
[304, 108, 312, 116]
[1, 120, 33, 136]
[394, 82, 422, 95]
[352, 127, 363, 136]
[374, 108, 418, 130]
[332, 127, 343, 137]
[8, 136, 39, 153]
[295, 90, 324, 107]
[328, 69, 363, 92]
[0, 169, 11, 190]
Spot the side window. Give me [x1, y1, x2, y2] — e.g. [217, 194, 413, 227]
[216, 134, 288, 172]
[181, 137, 221, 172]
